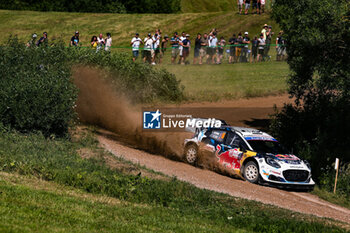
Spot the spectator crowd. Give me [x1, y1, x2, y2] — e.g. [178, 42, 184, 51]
[26, 23, 287, 65]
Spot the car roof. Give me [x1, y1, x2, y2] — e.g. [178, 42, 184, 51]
[229, 126, 277, 141]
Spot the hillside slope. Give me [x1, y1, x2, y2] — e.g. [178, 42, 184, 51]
[181, 0, 234, 12]
[0, 10, 278, 46]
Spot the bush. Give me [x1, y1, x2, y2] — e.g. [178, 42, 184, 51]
[319, 163, 350, 199]
[67, 48, 184, 103]
[0, 38, 77, 137]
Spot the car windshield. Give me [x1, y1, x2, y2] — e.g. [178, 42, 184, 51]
[247, 140, 289, 154]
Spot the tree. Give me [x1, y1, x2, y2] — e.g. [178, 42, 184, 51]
[270, 0, 350, 179]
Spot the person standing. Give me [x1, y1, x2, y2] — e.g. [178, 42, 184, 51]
[200, 33, 209, 64]
[151, 32, 160, 65]
[143, 33, 153, 64]
[235, 32, 243, 62]
[170, 32, 180, 64]
[217, 36, 226, 64]
[252, 0, 258, 14]
[208, 32, 218, 64]
[261, 24, 268, 40]
[228, 34, 237, 64]
[257, 0, 261, 14]
[105, 33, 112, 52]
[131, 33, 142, 62]
[36, 32, 48, 47]
[260, 0, 265, 13]
[257, 33, 265, 62]
[70, 31, 79, 47]
[178, 32, 186, 64]
[264, 26, 273, 60]
[237, 0, 244, 14]
[244, 0, 251, 15]
[193, 33, 201, 65]
[241, 32, 250, 62]
[251, 36, 258, 62]
[91, 36, 98, 49]
[276, 31, 286, 61]
[159, 35, 169, 64]
[97, 33, 105, 52]
[181, 34, 191, 65]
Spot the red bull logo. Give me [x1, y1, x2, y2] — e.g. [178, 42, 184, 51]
[215, 145, 242, 170]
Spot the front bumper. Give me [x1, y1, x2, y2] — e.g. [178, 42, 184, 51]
[258, 159, 315, 189]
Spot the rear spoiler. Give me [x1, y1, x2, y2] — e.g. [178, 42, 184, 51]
[185, 118, 228, 133]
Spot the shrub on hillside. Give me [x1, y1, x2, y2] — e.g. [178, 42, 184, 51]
[67, 48, 184, 103]
[0, 38, 77, 137]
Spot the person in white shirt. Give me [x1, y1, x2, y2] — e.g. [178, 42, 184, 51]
[105, 33, 112, 52]
[97, 33, 105, 52]
[143, 33, 153, 64]
[257, 33, 266, 62]
[131, 33, 143, 62]
[151, 33, 160, 65]
[208, 33, 218, 64]
[237, 0, 244, 14]
[178, 32, 186, 64]
[260, 0, 266, 13]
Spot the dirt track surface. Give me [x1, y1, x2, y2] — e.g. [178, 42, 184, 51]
[99, 135, 350, 225]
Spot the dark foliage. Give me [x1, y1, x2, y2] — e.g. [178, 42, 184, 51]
[0, 0, 181, 13]
[0, 37, 77, 137]
[271, 0, 350, 180]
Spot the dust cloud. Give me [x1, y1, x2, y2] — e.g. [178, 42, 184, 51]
[73, 66, 185, 160]
[73, 65, 241, 178]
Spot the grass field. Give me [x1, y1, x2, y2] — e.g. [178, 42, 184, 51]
[0, 10, 278, 46]
[0, 128, 347, 232]
[0, 9, 288, 101]
[162, 61, 288, 101]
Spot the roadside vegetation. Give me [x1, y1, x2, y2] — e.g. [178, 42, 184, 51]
[270, 0, 350, 202]
[0, 127, 347, 233]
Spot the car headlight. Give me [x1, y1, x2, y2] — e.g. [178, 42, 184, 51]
[303, 160, 311, 170]
[265, 157, 281, 168]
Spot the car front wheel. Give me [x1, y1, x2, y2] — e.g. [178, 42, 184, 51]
[184, 144, 198, 165]
[244, 161, 260, 183]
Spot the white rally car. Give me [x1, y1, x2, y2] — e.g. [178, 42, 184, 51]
[184, 125, 315, 190]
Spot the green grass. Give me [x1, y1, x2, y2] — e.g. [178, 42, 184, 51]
[312, 187, 350, 210]
[0, 10, 279, 47]
[161, 61, 288, 101]
[0, 128, 347, 232]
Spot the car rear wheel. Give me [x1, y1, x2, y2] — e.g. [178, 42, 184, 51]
[184, 144, 198, 164]
[244, 161, 260, 184]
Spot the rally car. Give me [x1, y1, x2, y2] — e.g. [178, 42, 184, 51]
[183, 124, 315, 190]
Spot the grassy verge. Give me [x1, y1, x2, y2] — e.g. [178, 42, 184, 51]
[312, 187, 350, 210]
[161, 61, 288, 101]
[0, 128, 347, 232]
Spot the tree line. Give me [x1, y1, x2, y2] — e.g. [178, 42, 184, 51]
[0, 0, 181, 13]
